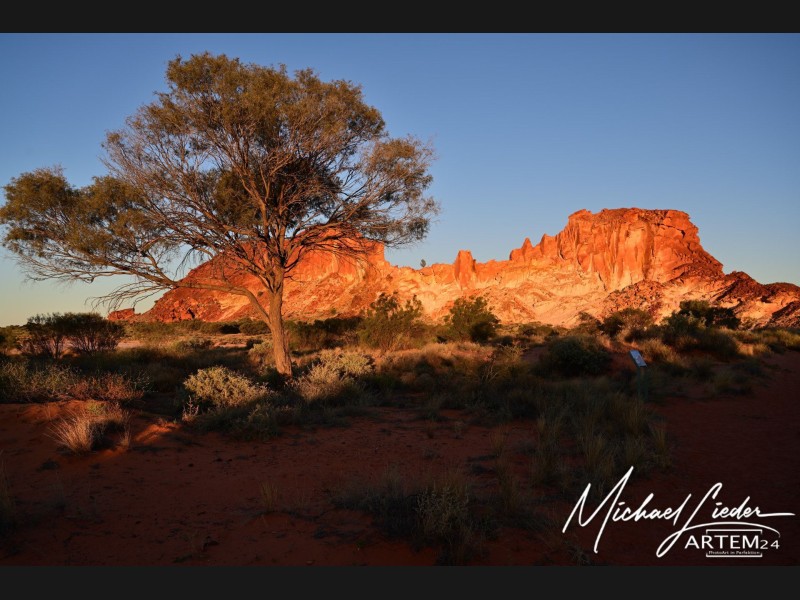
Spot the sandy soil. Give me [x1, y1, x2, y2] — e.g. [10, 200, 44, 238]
[1, 351, 798, 566]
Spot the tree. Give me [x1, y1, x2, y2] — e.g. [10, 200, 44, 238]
[358, 292, 423, 352]
[0, 53, 438, 377]
[444, 296, 499, 342]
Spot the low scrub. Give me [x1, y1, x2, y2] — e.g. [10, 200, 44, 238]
[183, 366, 267, 409]
[0, 358, 145, 403]
[294, 350, 372, 403]
[358, 293, 426, 352]
[443, 296, 499, 343]
[601, 308, 655, 341]
[19, 312, 124, 358]
[48, 403, 131, 454]
[537, 335, 611, 377]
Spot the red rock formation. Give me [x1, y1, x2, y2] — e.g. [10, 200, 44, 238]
[128, 208, 800, 328]
[107, 308, 136, 321]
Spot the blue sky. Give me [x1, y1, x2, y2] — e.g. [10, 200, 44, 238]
[1, 33, 798, 326]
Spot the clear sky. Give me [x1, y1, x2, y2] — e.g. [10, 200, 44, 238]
[1, 33, 798, 326]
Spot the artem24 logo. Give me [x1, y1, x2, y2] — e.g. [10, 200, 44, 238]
[685, 526, 781, 558]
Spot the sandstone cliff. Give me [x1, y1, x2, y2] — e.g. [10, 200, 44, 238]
[114, 208, 800, 328]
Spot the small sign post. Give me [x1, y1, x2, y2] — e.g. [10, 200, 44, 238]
[629, 349, 648, 402]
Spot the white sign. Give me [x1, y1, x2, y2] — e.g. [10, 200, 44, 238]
[630, 349, 647, 368]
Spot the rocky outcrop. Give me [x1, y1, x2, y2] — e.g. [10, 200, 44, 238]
[120, 208, 800, 328]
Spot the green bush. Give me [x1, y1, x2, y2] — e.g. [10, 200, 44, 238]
[294, 350, 372, 403]
[183, 366, 266, 409]
[358, 293, 424, 352]
[18, 312, 124, 358]
[248, 339, 274, 370]
[61, 313, 124, 354]
[0, 358, 146, 403]
[19, 313, 72, 358]
[287, 317, 361, 352]
[659, 312, 740, 359]
[0, 326, 25, 354]
[601, 308, 654, 341]
[170, 337, 213, 352]
[238, 319, 270, 335]
[571, 312, 602, 336]
[678, 300, 740, 330]
[538, 335, 611, 377]
[444, 296, 499, 343]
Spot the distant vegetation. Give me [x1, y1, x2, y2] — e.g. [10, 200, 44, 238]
[1, 298, 799, 561]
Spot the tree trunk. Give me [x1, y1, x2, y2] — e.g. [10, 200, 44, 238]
[266, 284, 292, 378]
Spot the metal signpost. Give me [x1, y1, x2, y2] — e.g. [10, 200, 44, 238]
[629, 349, 648, 402]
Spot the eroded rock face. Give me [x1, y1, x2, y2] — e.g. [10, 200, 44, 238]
[125, 208, 800, 328]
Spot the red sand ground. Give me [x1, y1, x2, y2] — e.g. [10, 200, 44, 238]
[1, 351, 798, 566]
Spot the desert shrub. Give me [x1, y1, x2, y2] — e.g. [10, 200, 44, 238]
[601, 308, 654, 341]
[287, 317, 361, 352]
[332, 467, 418, 538]
[171, 337, 213, 352]
[0, 357, 147, 403]
[443, 296, 499, 343]
[0, 326, 25, 354]
[18, 312, 125, 358]
[416, 473, 477, 564]
[358, 293, 424, 352]
[333, 467, 482, 565]
[217, 322, 241, 334]
[659, 313, 702, 347]
[659, 312, 741, 360]
[636, 338, 680, 364]
[66, 372, 147, 403]
[375, 342, 490, 399]
[49, 411, 107, 454]
[678, 300, 740, 330]
[294, 350, 372, 403]
[183, 366, 266, 409]
[19, 313, 72, 358]
[751, 328, 800, 352]
[60, 313, 124, 354]
[570, 312, 602, 336]
[0, 359, 76, 402]
[248, 339, 274, 370]
[537, 335, 611, 378]
[238, 319, 270, 335]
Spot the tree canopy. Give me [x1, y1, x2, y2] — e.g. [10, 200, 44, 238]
[1, 53, 438, 376]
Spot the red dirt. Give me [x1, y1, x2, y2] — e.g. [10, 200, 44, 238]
[1, 352, 798, 566]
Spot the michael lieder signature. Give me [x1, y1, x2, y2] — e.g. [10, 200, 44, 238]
[562, 466, 795, 557]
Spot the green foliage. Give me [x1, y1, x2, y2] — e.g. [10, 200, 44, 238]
[294, 350, 372, 403]
[183, 366, 266, 409]
[19, 313, 71, 358]
[659, 312, 740, 360]
[571, 312, 602, 336]
[601, 308, 654, 341]
[537, 335, 611, 378]
[358, 293, 424, 352]
[287, 317, 361, 352]
[237, 319, 270, 335]
[62, 313, 124, 354]
[0, 357, 146, 403]
[444, 296, 499, 343]
[678, 300, 740, 330]
[0, 326, 25, 354]
[0, 53, 438, 377]
[18, 312, 123, 358]
[247, 339, 274, 370]
[170, 337, 213, 353]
